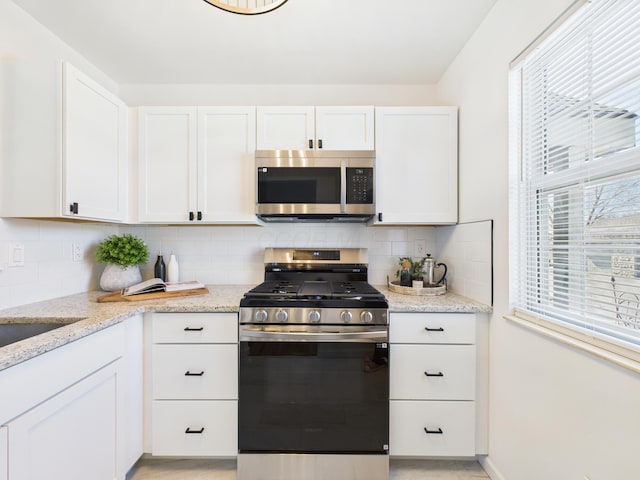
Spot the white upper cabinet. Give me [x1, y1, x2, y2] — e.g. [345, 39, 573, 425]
[197, 107, 257, 223]
[137, 106, 257, 223]
[373, 107, 458, 225]
[1, 61, 128, 222]
[256, 106, 374, 150]
[138, 107, 197, 223]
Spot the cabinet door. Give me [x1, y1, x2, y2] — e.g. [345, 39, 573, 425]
[256, 106, 315, 149]
[63, 62, 128, 222]
[152, 313, 238, 344]
[0, 426, 6, 480]
[389, 400, 475, 456]
[390, 345, 476, 400]
[7, 363, 121, 480]
[124, 315, 144, 472]
[389, 313, 476, 344]
[138, 107, 198, 222]
[198, 107, 257, 222]
[152, 344, 238, 400]
[374, 107, 458, 224]
[315, 106, 374, 150]
[152, 400, 237, 456]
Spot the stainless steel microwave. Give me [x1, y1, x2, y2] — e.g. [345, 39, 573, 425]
[255, 150, 375, 222]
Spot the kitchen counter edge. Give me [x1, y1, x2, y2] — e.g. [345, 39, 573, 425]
[0, 285, 491, 371]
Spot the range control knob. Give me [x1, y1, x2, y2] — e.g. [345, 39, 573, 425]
[360, 311, 374, 324]
[275, 309, 288, 323]
[340, 310, 353, 323]
[255, 309, 268, 323]
[308, 310, 321, 323]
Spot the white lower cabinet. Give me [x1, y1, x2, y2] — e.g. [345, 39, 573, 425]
[389, 313, 477, 457]
[152, 400, 237, 456]
[123, 315, 144, 472]
[0, 324, 126, 480]
[0, 317, 144, 480]
[1, 426, 7, 480]
[7, 362, 121, 480]
[148, 313, 238, 457]
[389, 401, 475, 457]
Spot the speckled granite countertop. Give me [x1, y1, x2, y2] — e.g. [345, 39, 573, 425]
[377, 286, 492, 313]
[0, 284, 490, 371]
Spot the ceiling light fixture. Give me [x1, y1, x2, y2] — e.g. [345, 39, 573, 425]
[203, 0, 288, 15]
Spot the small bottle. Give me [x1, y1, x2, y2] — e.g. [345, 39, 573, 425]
[167, 254, 179, 283]
[154, 253, 166, 281]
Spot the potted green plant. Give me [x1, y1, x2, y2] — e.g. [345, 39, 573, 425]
[411, 258, 425, 288]
[96, 234, 149, 291]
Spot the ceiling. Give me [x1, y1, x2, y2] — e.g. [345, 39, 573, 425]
[11, 0, 498, 85]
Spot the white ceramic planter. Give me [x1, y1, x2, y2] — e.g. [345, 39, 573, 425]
[99, 264, 142, 291]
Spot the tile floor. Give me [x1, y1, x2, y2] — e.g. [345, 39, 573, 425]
[126, 457, 490, 480]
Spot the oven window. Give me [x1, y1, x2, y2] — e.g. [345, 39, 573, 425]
[239, 341, 389, 454]
[257, 167, 341, 204]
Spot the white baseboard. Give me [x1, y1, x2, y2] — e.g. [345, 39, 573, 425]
[479, 456, 507, 480]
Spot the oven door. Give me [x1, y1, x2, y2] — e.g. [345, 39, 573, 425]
[238, 325, 389, 455]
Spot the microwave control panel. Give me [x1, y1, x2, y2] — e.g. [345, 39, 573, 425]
[346, 168, 374, 204]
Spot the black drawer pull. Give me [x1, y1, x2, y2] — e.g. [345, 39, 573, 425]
[184, 326, 204, 331]
[424, 427, 443, 435]
[185, 371, 204, 376]
[424, 371, 444, 377]
[185, 427, 205, 434]
[424, 327, 444, 332]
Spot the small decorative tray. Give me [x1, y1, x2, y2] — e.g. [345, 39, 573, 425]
[387, 278, 446, 296]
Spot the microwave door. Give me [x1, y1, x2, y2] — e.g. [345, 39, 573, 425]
[257, 167, 342, 216]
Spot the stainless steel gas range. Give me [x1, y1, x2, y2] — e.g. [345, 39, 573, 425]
[238, 248, 389, 480]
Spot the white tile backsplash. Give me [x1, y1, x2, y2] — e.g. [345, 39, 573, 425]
[0, 218, 118, 309]
[436, 220, 493, 305]
[123, 224, 437, 287]
[0, 218, 493, 310]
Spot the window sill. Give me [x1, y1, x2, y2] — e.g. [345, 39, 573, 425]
[505, 311, 640, 374]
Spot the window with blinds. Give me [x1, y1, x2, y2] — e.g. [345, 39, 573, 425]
[509, 0, 640, 350]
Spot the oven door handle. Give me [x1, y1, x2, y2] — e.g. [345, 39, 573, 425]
[240, 329, 388, 343]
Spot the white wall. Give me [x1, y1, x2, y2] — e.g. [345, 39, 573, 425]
[120, 83, 439, 107]
[437, 0, 640, 478]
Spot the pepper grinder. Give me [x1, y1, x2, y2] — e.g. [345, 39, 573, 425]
[154, 253, 166, 281]
[167, 254, 179, 283]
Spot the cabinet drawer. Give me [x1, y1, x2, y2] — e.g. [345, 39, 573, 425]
[151, 313, 238, 344]
[390, 345, 475, 400]
[390, 313, 475, 344]
[152, 344, 237, 399]
[152, 400, 237, 456]
[389, 400, 475, 456]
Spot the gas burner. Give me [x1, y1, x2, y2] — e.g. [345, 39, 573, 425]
[270, 281, 298, 295]
[240, 248, 388, 323]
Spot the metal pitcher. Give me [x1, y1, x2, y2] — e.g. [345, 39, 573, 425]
[422, 254, 447, 286]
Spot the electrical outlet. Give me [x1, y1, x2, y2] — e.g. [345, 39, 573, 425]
[72, 243, 82, 262]
[414, 239, 426, 257]
[10, 243, 25, 267]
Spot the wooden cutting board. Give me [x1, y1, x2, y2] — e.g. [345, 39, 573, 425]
[97, 287, 209, 303]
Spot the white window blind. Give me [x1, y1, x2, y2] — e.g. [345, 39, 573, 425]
[510, 0, 640, 350]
